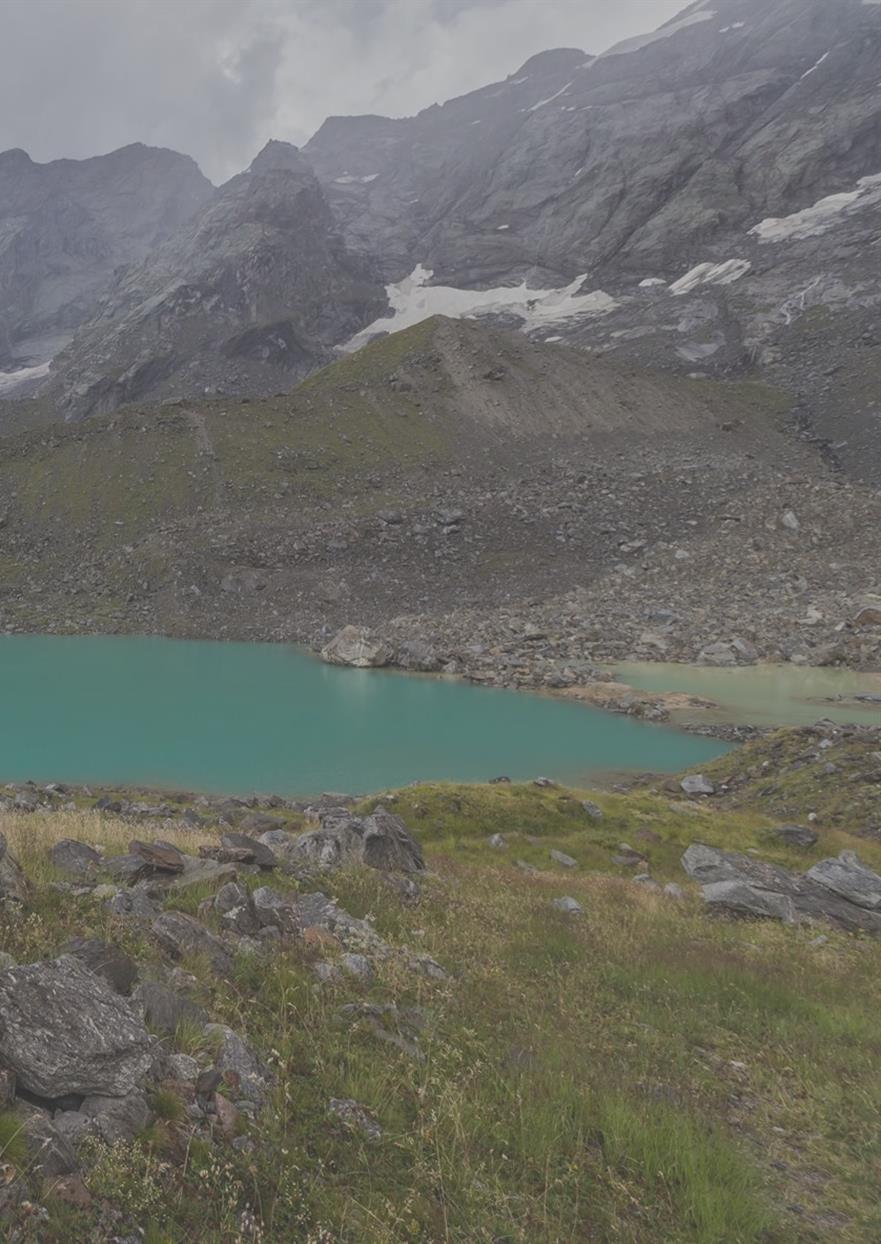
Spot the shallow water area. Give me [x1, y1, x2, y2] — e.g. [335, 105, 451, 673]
[0, 634, 728, 796]
[615, 661, 881, 728]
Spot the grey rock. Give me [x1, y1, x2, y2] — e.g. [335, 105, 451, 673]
[0, 832, 28, 902]
[220, 832, 277, 869]
[488, 833, 507, 848]
[702, 880, 797, 923]
[341, 953, 375, 985]
[772, 824, 819, 849]
[106, 885, 159, 920]
[550, 849, 578, 869]
[49, 839, 102, 878]
[663, 882, 685, 900]
[81, 1091, 150, 1144]
[151, 911, 234, 974]
[204, 1024, 269, 1105]
[134, 980, 207, 1036]
[0, 956, 153, 1097]
[551, 896, 583, 915]
[321, 625, 393, 668]
[581, 801, 603, 821]
[680, 775, 716, 797]
[62, 938, 138, 995]
[329, 1097, 382, 1142]
[165, 1053, 200, 1084]
[395, 640, 441, 672]
[105, 854, 150, 883]
[214, 881, 259, 935]
[169, 857, 240, 891]
[295, 891, 387, 952]
[289, 805, 424, 874]
[806, 852, 881, 911]
[52, 1110, 94, 1147]
[15, 1103, 80, 1176]
[258, 828, 296, 852]
[252, 886, 300, 934]
[683, 844, 881, 934]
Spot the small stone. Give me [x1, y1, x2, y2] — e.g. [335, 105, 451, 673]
[581, 800, 603, 820]
[329, 1098, 382, 1142]
[550, 850, 578, 869]
[772, 824, 818, 849]
[487, 833, 507, 849]
[551, 896, 583, 915]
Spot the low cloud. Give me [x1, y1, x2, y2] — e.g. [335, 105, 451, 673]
[0, 0, 685, 182]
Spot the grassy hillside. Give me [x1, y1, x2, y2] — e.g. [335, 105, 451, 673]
[1, 778, 880, 1242]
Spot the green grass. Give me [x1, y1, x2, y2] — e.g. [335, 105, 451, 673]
[597, 1096, 773, 1244]
[1, 787, 880, 1241]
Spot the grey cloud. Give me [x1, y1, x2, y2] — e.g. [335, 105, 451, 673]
[0, 0, 686, 182]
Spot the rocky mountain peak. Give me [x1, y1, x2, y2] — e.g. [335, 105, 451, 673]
[248, 139, 311, 177]
[511, 48, 591, 77]
[0, 147, 34, 171]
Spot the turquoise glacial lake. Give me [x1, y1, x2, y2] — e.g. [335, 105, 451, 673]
[0, 635, 727, 795]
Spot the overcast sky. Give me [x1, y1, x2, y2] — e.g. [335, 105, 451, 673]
[1, 0, 686, 183]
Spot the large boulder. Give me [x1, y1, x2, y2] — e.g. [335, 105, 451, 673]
[0, 832, 28, 902]
[320, 625, 392, 668]
[0, 957, 153, 1098]
[702, 880, 796, 923]
[289, 806, 424, 874]
[682, 844, 881, 934]
[49, 839, 102, 879]
[806, 852, 881, 910]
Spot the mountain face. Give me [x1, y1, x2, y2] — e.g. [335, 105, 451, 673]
[306, 0, 881, 286]
[1, 0, 880, 479]
[303, 0, 881, 481]
[43, 142, 386, 419]
[0, 143, 212, 371]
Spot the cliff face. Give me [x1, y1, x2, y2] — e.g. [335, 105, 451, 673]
[0, 143, 213, 369]
[44, 143, 386, 419]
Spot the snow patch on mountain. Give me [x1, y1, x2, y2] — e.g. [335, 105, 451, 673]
[751, 174, 881, 242]
[670, 260, 750, 295]
[0, 360, 51, 396]
[800, 51, 830, 79]
[335, 173, 379, 184]
[344, 265, 618, 351]
[528, 83, 572, 112]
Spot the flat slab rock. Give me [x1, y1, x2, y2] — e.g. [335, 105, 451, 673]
[682, 844, 881, 933]
[0, 956, 153, 1098]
